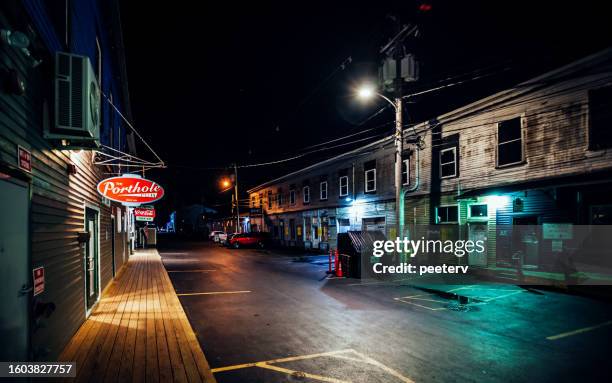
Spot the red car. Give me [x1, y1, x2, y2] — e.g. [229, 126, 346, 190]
[228, 232, 271, 249]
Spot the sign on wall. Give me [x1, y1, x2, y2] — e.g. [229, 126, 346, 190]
[97, 174, 164, 206]
[33, 267, 44, 296]
[134, 207, 156, 222]
[18, 146, 32, 172]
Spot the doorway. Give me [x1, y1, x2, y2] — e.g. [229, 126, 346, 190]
[468, 223, 488, 266]
[111, 215, 116, 277]
[0, 176, 30, 360]
[85, 207, 100, 312]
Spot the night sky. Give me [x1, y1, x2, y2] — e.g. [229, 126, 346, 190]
[118, 0, 611, 223]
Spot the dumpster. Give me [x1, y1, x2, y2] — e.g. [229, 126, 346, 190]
[337, 230, 387, 278]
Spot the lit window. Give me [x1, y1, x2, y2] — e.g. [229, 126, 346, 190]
[289, 190, 296, 205]
[320, 181, 328, 200]
[401, 158, 410, 185]
[469, 204, 488, 218]
[303, 186, 310, 204]
[339, 176, 349, 197]
[440, 147, 457, 178]
[436, 205, 458, 223]
[497, 117, 523, 166]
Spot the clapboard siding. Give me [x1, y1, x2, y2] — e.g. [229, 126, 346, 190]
[0, 1, 132, 361]
[438, 72, 612, 194]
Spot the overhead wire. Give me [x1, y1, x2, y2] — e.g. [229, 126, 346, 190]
[100, 91, 166, 167]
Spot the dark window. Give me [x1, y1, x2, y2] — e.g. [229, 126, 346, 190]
[303, 186, 310, 203]
[267, 191, 272, 209]
[401, 158, 410, 185]
[469, 204, 488, 218]
[364, 160, 376, 193]
[339, 176, 349, 196]
[320, 181, 328, 200]
[589, 86, 612, 150]
[497, 117, 523, 166]
[289, 190, 296, 205]
[440, 147, 457, 178]
[437, 206, 458, 223]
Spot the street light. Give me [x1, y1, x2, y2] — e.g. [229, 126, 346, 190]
[218, 170, 241, 233]
[356, 84, 404, 241]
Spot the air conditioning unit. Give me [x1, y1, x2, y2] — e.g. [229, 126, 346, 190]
[44, 52, 101, 148]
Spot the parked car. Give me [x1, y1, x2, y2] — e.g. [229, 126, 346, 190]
[217, 232, 230, 243]
[228, 232, 271, 249]
[209, 230, 226, 242]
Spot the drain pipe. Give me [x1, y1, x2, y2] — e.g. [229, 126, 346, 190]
[399, 144, 420, 239]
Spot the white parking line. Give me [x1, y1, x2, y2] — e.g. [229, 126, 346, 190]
[546, 320, 612, 340]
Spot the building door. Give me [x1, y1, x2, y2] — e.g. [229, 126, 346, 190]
[468, 223, 488, 266]
[0, 177, 30, 360]
[111, 216, 116, 277]
[512, 216, 540, 266]
[85, 208, 100, 311]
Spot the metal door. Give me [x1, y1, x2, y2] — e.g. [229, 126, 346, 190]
[85, 208, 99, 310]
[468, 223, 488, 266]
[0, 177, 30, 360]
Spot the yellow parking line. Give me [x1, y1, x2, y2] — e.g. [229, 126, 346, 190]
[211, 348, 415, 383]
[257, 362, 350, 383]
[176, 290, 251, 296]
[546, 320, 612, 340]
[211, 349, 354, 373]
[348, 350, 415, 383]
[167, 269, 216, 273]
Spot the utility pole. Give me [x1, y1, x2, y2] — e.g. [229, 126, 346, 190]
[234, 163, 240, 233]
[392, 16, 405, 242]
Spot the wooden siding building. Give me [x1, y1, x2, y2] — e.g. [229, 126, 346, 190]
[0, 0, 134, 361]
[248, 48, 612, 278]
[404, 47, 612, 273]
[247, 136, 418, 251]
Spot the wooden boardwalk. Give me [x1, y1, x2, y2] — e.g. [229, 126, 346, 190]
[59, 249, 216, 383]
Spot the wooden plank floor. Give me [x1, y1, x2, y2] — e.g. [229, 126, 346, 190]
[59, 249, 216, 383]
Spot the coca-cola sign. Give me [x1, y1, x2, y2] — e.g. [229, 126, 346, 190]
[97, 174, 164, 206]
[134, 207, 156, 221]
[134, 207, 156, 218]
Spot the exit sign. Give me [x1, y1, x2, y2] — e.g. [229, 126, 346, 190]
[18, 146, 32, 172]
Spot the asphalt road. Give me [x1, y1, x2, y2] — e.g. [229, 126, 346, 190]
[158, 236, 612, 383]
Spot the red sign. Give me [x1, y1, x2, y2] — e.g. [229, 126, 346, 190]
[134, 207, 156, 218]
[18, 146, 32, 172]
[33, 267, 44, 296]
[97, 174, 164, 205]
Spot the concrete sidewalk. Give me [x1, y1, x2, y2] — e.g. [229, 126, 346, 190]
[58, 248, 216, 383]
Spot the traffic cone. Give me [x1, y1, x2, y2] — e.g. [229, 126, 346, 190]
[335, 249, 343, 277]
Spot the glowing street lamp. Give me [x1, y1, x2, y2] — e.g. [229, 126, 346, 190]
[356, 83, 403, 239]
